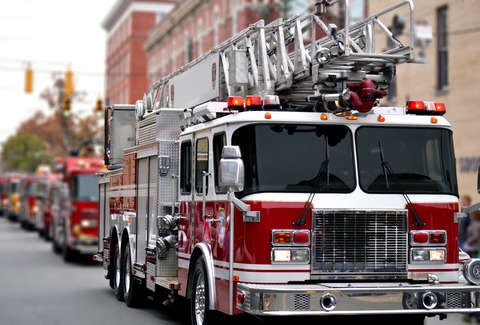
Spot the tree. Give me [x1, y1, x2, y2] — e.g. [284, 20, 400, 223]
[17, 110, 101, 158]
[1, 133, 52, 172]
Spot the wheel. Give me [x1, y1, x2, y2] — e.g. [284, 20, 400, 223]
[61, 225, 74, 262]
[51, 222, 61, 253]
[112, 244, 124, 301]
[123, 245, 143, 307]
[190, 257, 217, 325]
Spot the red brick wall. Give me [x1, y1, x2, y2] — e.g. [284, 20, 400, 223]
[146, 0, 278, 85]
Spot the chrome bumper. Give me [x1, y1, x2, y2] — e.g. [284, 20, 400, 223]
[72, 239, 98, 255]
[237, 282, 480, 316]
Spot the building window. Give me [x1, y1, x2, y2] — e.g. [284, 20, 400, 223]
[214, 8, 219, 46]
[156, 12, 166, 24]
[349, 0, 365, 24]
[198, 20, 203, 56]
[185, 37, 194, 64]
[437, 6, 448, 91]
[232, 0, 237, 35]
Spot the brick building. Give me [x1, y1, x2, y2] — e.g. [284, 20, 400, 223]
[103, 0, 176, 105]
[369, 0, 480, 200]
[144, 0, 367, 85]
[144, 0, 268, 84]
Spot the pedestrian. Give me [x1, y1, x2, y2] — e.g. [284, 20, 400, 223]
[459, 195, 472, 251]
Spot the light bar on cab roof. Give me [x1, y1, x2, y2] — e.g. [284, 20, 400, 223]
[407, 101, 446, 116]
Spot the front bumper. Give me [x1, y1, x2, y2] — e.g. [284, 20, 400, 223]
[237, 282, 480, 316]
[72, 238, 98, 255]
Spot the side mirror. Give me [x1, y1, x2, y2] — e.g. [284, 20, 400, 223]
[477, 166, 480, 194]
[219, 146, 244, 192]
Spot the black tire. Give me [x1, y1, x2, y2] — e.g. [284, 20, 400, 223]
[190, 257, 217, 325]
[61, 226, 74, 262]
[123, 245, 143, 307]
[112, 244, 124, 301]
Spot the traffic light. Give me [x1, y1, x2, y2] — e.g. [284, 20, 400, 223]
[63, 95, 71, 117]
[25, 62, 33, 93]
[65, 68, 74, 95]
[95, 98, 103, 117]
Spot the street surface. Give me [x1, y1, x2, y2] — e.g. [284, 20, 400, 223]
[0, 217, 469, 325]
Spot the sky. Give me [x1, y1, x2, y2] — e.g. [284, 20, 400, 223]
[0, 0, 117, 143]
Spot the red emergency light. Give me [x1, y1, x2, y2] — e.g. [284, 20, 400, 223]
[245, 96, 263, 110]
[407, 101, 446, 116]
[227, 96, 244, 111]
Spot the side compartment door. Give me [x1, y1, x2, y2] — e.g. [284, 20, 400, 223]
[136, 158, 149, 264]
[148, 155, 158, 246]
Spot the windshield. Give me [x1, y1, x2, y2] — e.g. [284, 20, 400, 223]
[29, 183, 37, 196]
[71, 174, 99, 201]
[9, 181, 20, 194]
[356, 127, 458, 195]
[232, 124, 356, 197]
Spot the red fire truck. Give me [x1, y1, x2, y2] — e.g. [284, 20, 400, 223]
[96, 1, 480, 324]
[0, 174, 9, 217]
[36, 173, 62, 239]
[20, 174, 46, 230]
[52, 157, 104, 261]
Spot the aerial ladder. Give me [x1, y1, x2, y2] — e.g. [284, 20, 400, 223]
[135, 0, 415, 119]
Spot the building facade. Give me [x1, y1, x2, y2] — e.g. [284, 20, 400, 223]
[103, 0, 176, 105]
[144, 0, 287, 85]
[369, 0, 480, 201]
[145, 0, 367, 85]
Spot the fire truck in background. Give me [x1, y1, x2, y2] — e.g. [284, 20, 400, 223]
[36, 173, 62, 239]
[7, 173, 25, 222]
[20, 174, 46, 230]
[96, 1, 480, 324]
[51, 157, 104, 261]
[0, 174, 9, 217]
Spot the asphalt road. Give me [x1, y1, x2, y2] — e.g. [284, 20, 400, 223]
[0, 216, 470, 325]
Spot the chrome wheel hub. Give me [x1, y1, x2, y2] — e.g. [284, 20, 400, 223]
[115, 250, 121, 289]
[194, 274, 206, 325]
[125, 257, 130, 294]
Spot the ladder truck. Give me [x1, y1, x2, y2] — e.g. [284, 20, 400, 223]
[96, 1, 480, 324]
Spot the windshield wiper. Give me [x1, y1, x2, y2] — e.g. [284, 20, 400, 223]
[293, 135, 329, 226]
[377, 140, 426, 227]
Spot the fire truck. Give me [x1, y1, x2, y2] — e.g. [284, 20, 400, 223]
[7, 173, 25, 222]
[36, 173, 62, 239]
[96, 1, 480, 324]
[51, 157, 104, 261]
[0, 174, 9, 217]
[20, 174, 46, 230]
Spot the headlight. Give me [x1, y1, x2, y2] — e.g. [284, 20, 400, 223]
[411, 248, 446, 264]
[2, 198, 8, 206]
[73, 224, 82, 236]
[32, 206, 39, 214]
[272, 248, 310, 264]
[81, 219, 97, 228]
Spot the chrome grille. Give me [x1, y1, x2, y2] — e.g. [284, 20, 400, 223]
[312, 210, 408, 276]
